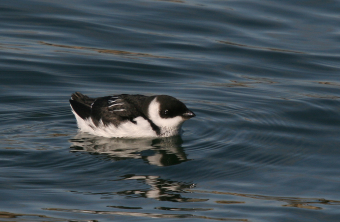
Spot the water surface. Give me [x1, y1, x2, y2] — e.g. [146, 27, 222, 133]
[1, 0, 340, 221]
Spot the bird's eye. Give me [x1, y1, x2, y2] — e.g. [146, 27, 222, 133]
[164, 109, 169, 115]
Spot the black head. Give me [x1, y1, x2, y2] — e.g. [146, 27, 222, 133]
[156, 95, 196, 119]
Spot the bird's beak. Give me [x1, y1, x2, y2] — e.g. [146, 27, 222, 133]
[182, 110, 196, 119]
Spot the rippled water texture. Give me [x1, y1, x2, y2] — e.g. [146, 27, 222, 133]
[1, 0, 340, 221]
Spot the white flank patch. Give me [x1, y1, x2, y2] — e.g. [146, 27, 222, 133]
[71, 105, 158, 138]
[148, 97, 186, 137]
[71, 109, 96, 135]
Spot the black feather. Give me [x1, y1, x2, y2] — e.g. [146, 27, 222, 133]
[69, 99, 91, 120]
[69, 92, 194, 137]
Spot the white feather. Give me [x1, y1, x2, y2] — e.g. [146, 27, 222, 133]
[71, 106, 157, 138]
[71, 96, 188, 138]
[148, 97, 185, 137]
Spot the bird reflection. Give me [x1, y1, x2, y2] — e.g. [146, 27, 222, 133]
[116, 174, 201, 203]
[69, 133, 189, 166]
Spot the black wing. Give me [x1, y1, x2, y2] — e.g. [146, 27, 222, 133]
[70, 93, 150, 127]
[90, 95, 140, 126]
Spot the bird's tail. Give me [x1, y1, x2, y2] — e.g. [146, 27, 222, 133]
[70, 92, 93, 119]
[71, 92, 92, 104]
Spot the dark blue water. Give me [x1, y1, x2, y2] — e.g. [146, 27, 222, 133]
[1, 0, 340, 221]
